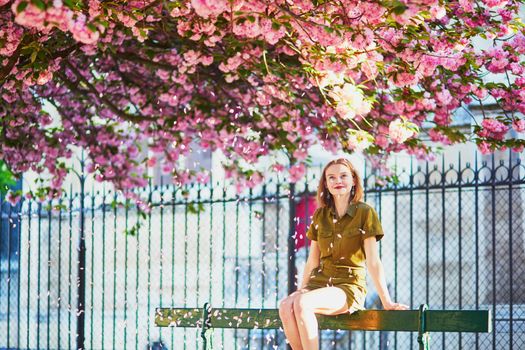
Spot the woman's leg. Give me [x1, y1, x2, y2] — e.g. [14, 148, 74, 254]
[293, 287, 348, 350]
[279, 290, 307, 350]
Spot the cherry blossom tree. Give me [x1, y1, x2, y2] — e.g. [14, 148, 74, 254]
[1, 0, 524, 200]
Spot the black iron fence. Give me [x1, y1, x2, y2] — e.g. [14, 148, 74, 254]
[0, 150, 524, 349]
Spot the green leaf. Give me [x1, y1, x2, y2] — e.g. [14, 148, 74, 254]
[63, 0, 76, 9]
[392, 4, 408, 15]
[97, 19, 110, 28]
[125, 223, 141, 236]
[30, 49, 38, 63]
[87, 23, 98, 33]
[187, 202, 205, 214]
[31, 0, 46, 11]
[0, 161, 16, 195]
[16, 1, 28, 13]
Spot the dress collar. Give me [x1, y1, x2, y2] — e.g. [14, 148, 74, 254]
[329, 201, 358, 219]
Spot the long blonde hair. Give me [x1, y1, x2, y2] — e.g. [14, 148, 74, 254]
[316, 158, 364, 208]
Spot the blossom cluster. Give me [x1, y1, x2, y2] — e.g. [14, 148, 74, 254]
[0, 0, 524, 199]
[11, 0, 100, 44]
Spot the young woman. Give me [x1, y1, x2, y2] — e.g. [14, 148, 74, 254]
[279, 158, 408, 350]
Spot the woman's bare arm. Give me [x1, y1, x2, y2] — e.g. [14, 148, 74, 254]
[363, 237, 408, 310]
[299, 241, 321, 289]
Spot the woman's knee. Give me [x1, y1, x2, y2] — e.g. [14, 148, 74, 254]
[279, 296, 294, 319]
[293, 295, 311, 314]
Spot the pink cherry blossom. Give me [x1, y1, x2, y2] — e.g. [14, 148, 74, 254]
[289, 163, 306, 183]
[485, 48, 509, 73]
[512, 119, 525, 133]
[328, 83, 372, 119]
[482, 0, 509, 7]
[481, 118, 508, 134]
[6, 190, 21, 206]
[347, 130, 373, 152]
[429, 129, 452, 145]
[418, 56, 439, 77]
[389, 119, 416, 144]
[246, 172, 263, 188]
[392, 72, 419, 87]
[477, 141, 493, 155]
[273, 164, 285, 173]
[191, 0, 228, 19]
[196, 171, 210, 184]
[293, 148, 308, 161]
[375, 135, 389, 149]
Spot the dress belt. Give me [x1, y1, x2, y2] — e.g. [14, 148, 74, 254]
[318, 260, 366, 278]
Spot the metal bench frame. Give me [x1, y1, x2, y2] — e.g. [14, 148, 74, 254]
[155, 303, 492, 350]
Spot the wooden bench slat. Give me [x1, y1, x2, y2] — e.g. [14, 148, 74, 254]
[322, 310, 420, 331]
[155, 308, 203, 328]
[155, 307, 491, 333]
[426, 310, 492, 333]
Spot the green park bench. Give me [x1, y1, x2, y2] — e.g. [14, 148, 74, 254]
[155, 303, 491, 350]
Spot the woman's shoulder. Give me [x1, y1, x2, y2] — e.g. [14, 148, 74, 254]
[312, 206, 328, 216]
[311, 205, 335, 220]
[355, 201, 377, 212]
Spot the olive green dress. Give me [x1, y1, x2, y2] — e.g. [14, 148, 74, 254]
[305, 201, 384, 313]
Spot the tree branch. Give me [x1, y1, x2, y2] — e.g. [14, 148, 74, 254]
[63, 60, 151, 124]
[115, 51, 178, 70]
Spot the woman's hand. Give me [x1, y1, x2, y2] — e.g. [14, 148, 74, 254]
[383, 301, 409, 310]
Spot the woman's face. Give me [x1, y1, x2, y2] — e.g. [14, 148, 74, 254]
[325, 163, 354, 198]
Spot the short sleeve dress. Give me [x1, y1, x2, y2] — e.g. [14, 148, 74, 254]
[304, 201, 384, 313]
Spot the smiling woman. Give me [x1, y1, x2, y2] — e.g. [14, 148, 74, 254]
[278, 158, 408, 350]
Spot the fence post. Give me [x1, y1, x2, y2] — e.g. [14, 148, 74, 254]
[76, 155, 87, 350]
[287, 183, 297, 297]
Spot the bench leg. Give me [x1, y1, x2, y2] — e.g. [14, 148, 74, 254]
[417, 304, 430, 350]
[200, 303, 211, 350]
[201, 329, 210, 350]
[418, 331, 430, 350]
